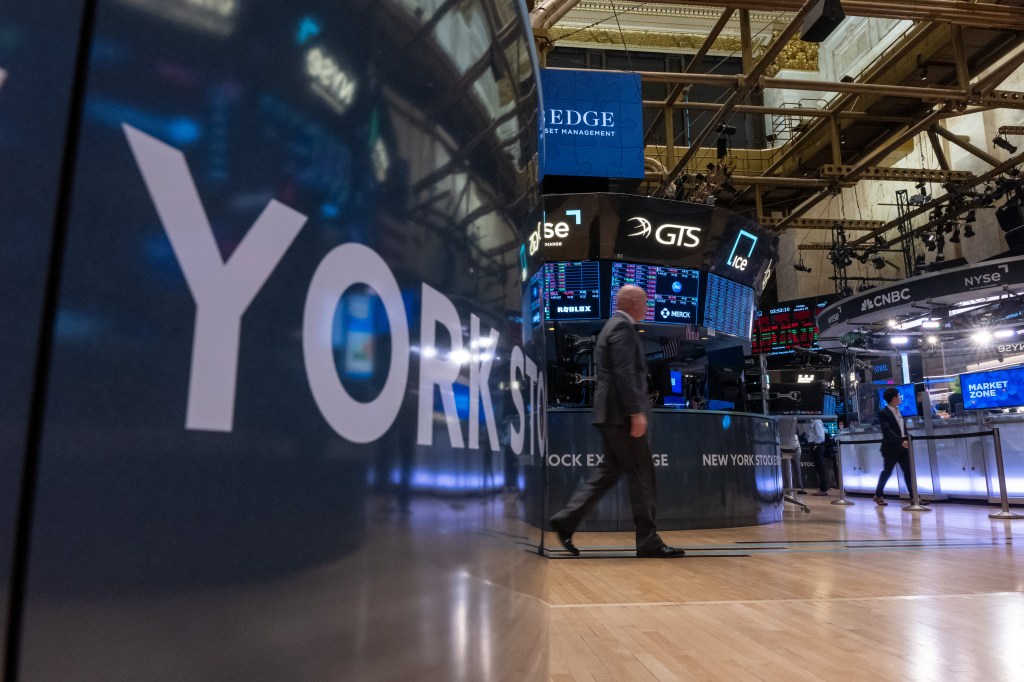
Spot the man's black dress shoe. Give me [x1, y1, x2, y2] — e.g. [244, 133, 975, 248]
[636, 545, 686, 558]
[549, 518, 579, 556]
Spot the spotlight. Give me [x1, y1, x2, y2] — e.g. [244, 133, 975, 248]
[793, 258, 812, 273]
[840, 132, 847, 145]
[994, 135, 1018, 154]
[887, 319, 898, 328]
[965, 224, 976, 238]
[870, 255, 886, 269]
[915, 180, 927, 192]
[949, 228, 961, 244]
[926, 335, 939, 344]
[965, 210, 976, 223]
[974, 330, 993, 344]
[715, 124, 738, 135]
[857, 282, 873, 292]
[891, 336, 910, 346]
[841, 286, 854, 298]
[873, 234, 886, 248]
[922, 320, 941, 329]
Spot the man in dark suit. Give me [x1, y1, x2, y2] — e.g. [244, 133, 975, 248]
[549, 285, 686, 558]
[873, 387, 927, 506]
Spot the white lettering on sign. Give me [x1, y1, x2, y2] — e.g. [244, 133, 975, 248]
[997, 342, 1024, 353]
[547, 109, 615, 127]
[968, 380, 1010, 400]
[965, 271, 1002, 288]
[126, 124, 544, 455]
[702, 453, 780, 466]
[625, 217, 701, 248]
[546, 453, 668, 466]
[860, 287, 911, 312]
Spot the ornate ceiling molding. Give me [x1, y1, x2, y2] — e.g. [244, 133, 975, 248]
[572, 1, 793, 25]
[547, 27, 818, 73]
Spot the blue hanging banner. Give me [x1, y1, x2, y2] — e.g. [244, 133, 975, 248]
[540, 68, 644, 179]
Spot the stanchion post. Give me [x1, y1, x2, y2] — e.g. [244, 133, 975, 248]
[988, 426, 1024, 520]
[831, 437, 854, 506]
[903, 435, 931, 512]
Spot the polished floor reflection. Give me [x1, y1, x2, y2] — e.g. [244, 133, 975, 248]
[19, 494, 548, 681]
[548, 495, 1023, 681]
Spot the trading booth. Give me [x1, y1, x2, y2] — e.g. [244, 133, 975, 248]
[526, 193, 784, 531]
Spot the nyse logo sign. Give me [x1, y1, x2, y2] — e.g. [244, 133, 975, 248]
[827, 309, 841, 326]
[860, 288, 910, 312]
[965, 264, 1008, 289]
[626, 216, 701, 248]
[527, 209, 583, 255]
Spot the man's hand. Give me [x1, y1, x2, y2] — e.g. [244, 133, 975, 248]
[630, 413, 647, 438]
[902, 439, 909, 448]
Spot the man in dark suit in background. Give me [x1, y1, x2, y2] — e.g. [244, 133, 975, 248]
[873, 387, 927, 506]
[549, 285, 686, 558]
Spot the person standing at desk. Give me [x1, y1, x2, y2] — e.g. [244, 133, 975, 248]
[802, 418, 829, 496]
[873, 387, 927, 506]
[549, 285, 685, 559]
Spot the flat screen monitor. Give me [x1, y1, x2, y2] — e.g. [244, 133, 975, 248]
[703, 273, 755, 338]
[609, 261, 700, 324]
[752, 297, 830, 355]
[544, 261, 602, 321]
[669, 369, 683, 395]
[959, 366, 1024, 410]
[876, 383, 919, 417]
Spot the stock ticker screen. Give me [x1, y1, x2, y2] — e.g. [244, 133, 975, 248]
[703, 273, 755, 338]
[544, 261, 602, 321]
[751, 299, 829, 354]
[610, 261, 700, 324]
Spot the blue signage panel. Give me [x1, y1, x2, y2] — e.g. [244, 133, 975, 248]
[876, 383, 919, 416]
[540, 69, 644, 179]
[960, 367, 1024, 410]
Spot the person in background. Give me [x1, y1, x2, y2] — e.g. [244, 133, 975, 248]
[778, 416, 806, 494]
[802, 418, 829, 496]
[874, 387, 928, 506]
[549, 285, 686, 559]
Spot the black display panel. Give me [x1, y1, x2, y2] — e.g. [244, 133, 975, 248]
[609, 261, 700, 324]
[752, 297, 831, 355]
[544, 261, 601, 321]
[703, 273, 754, 338]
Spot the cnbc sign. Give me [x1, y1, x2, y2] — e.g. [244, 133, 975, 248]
[540, 68, 644, 179]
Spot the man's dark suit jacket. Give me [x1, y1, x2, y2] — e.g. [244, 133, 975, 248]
[591, 312, 650, 427]
[878, 405, 907, 458]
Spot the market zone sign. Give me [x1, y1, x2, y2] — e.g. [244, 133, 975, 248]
[125, 124, 544, 455]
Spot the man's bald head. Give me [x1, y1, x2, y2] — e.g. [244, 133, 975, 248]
[616, 285, 647, 321]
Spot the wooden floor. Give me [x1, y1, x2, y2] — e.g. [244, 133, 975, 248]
[547, 494, 1024, 682]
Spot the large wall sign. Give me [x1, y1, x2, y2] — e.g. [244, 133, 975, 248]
[6, 1, 548, 679]
[541, 193, 779, 292]
[540, 69, 644, 179]
[817, 256, 1024, 342]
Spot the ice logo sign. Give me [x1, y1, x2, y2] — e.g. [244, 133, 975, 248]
[727, 230, 758, 271]
[626, 216, 701, 248]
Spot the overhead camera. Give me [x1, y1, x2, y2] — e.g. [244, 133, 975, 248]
[993, 135, 1018, 154]
[715, 124, 737, 135]
[909, 193, 930, 206]
[793, 260, 812, 273]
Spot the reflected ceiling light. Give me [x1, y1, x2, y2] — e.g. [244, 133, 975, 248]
[891, 336, 910, 345]
[973, 330, 993, 344]
[922, 320, 941, 329]
[449, 349, 471, 364]
[887, 319, 898, 327]
[926, 335, 939, 344]
[994, 329, 1015, 338]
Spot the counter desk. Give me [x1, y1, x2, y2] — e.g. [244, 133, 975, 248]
[530, 408, 783, 532]
[838, 414, 1024, 502]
